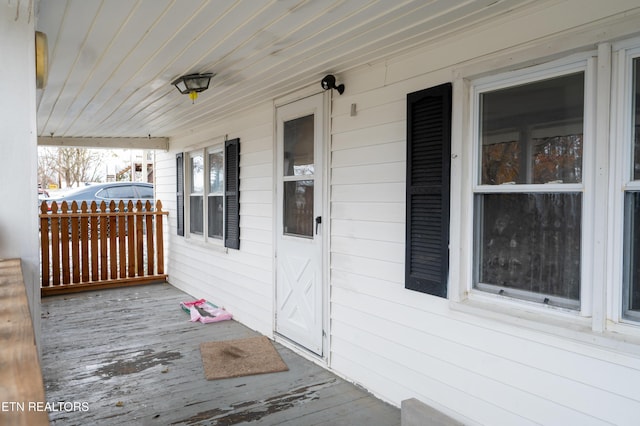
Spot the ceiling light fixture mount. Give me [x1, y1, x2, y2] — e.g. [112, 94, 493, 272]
[320, 74, 344, 95]
[172, 72, 214, 103]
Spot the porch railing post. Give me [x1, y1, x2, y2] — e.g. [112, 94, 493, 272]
[40, 202, 50, 287]
[156, 200, 164, 275]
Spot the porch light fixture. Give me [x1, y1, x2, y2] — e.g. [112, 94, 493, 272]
[35, 31, 49, 89]
[320, 74, 344, 95]
[172, 73, 214, 103]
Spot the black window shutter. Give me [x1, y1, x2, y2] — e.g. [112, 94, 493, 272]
[225, 138, 240, 249]
[176, 152, 184, 236]
[405, 83, 452, 297]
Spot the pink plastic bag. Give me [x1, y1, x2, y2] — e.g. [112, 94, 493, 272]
[180, 299, 233, 324]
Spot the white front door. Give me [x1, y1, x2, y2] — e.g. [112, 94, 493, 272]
[275, 93, 325, 355]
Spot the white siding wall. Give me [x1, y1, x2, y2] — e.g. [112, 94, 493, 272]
[328, 2, 640, 425]
[157, 1, 640, 424]
[157, 104, 274, 335]
[0, 3, 40, 345]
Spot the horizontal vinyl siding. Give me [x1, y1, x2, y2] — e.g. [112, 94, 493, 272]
[157, 103, 274, 335]
[330, 285, 640, 425]
[331, 182, 405, 203]
[149, 3, 640, 424]
[327, 6, 640, 424]
[329, 350, 532, 426]
[331, 219, 405, 243]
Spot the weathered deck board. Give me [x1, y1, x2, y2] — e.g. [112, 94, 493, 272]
[0, 259, 49, 426]
[41, 283, 400, 425]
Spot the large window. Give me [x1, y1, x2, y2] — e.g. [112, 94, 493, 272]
[473, 70, 585, 309]
[188, 147, 223, 239]
[180, 138, 240, 249]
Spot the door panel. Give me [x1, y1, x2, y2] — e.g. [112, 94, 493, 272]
[276, 93, 324, 355]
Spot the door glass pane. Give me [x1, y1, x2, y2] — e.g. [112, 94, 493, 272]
[480, 73, 584, 185]
[284, 180, 313, 237]
[208, 195, 223, 239]
[284, 115, 314, 176]
[475, 192, 581, 308]
[190, 195, 203, 235]
[209, 151, 224, 194]
[634, 58, 640, 180]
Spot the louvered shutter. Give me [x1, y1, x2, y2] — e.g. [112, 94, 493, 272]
[176, 152, 184, 236]
[224, 138, 240, 249]
[405, 83, 452, 297]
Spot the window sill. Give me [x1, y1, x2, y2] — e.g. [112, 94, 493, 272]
[607, 320, 640, 342]
[183, 236, 228, 254]
[450, 292, 640, 359]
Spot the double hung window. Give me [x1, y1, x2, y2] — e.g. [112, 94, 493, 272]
[400, 41, 640, 330]
[187, 146, 226, 240]
[473, 67, 586, 310]
[177, 138, 240, 249]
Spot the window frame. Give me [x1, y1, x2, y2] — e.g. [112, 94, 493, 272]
[467, 57, 596, 316]
[614, 43, 640, 324]
[176, 153, 184, 236]
[185, 142, 226, 245]
[207, 146, 224, 240]
[187, 150, 205, 237]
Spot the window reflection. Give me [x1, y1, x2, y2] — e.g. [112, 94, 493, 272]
[190, 195, 203, 235]
[626, 58, 640, 319]
[208, 196, 223, 239]
[476, 193, 581, 307]
[190, 153, 204, 235]
[284, 181, 314, 237]
[625, 193, 640, 316]
[480, 73, 584, 185]
[634, 58, 640, 180]
[209, 151, 224, 194]
[284, 115, 314, 176]
[208, 150, 224, 240]
[191, 154, 204, 193]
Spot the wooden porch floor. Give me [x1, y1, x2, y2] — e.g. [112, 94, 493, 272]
[40, 283, 400, 425]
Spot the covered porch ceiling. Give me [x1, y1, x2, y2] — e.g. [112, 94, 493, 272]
[36, 0, 536, 143]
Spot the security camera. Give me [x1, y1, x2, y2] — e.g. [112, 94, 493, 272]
[320, 74, 345, 95]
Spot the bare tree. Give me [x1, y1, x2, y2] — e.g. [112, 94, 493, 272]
[38, 147, 104, 188]
[37, 147, 58, 188]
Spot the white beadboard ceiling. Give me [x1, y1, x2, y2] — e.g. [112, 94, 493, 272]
[36, 0, 535, 139]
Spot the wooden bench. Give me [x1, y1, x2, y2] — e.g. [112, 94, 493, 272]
[0, 259, 49, 425]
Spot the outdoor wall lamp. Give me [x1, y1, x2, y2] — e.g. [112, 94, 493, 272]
[172, 73, 214, 103]
[320, 74, 344, 95]
[35, 31, 49, 89]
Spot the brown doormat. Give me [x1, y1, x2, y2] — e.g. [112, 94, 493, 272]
[200, 336, 289, 380]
